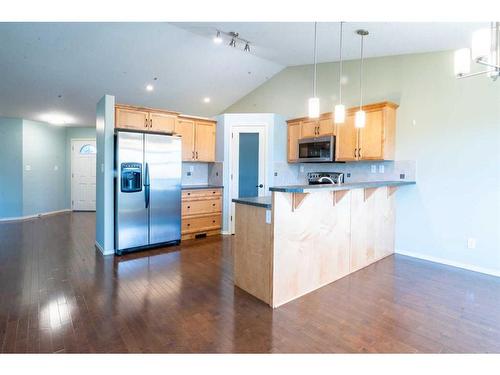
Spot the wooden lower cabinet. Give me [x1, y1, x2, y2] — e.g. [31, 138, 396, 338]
[181, 188, 222, 240]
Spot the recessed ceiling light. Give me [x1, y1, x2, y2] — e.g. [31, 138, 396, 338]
[146, 84, 154, 92]
[203, 97, 211, 103]
[213, 31, 222, 44]
[39, 113, 74, 125]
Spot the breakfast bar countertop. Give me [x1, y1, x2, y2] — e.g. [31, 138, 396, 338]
[269, 180, 416, 193]
[232, 196, 272, 209]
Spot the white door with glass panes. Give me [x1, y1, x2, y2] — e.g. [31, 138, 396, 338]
[71, 139, 97, 211]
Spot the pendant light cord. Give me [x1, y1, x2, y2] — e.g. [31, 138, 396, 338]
[359, 33, 364, 111]
[338, 22, 343, 103]
[313, 22, 318, 98]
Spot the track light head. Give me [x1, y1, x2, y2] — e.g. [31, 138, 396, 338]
[244, 43, 250, 52]
[229, 38, 237, 47]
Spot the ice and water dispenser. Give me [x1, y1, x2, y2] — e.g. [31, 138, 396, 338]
[120, 163, 142, 193]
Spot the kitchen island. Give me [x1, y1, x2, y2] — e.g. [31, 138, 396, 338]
[232, 180, 415, 308]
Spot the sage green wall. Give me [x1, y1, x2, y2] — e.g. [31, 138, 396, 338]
[225, 50, 500, 275]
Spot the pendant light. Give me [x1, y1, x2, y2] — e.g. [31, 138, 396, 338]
[334, 22, 345, 124]
[308, 22, 320, 119]
[355, 29, 369, 128]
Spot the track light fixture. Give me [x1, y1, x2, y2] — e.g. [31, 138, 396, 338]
[213, 30, 252, 53]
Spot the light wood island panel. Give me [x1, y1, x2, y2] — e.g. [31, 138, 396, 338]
[233, 185, 398, 308]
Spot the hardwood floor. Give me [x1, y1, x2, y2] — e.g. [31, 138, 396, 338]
[0, 212, 499, 353]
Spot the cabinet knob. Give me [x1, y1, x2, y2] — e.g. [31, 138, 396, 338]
[212, 220, 215, 223]
[212, 203, 215, 206]
[187, 206, 190, 209]
[187, 223, 190, 226]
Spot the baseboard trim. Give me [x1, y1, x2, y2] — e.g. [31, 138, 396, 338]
[395, 249, 500, 278]
[95, 241, 114, 256]
[0, 209, 71, 222]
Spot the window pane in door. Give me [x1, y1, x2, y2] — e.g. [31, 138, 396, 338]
[238, 133, 259, 198]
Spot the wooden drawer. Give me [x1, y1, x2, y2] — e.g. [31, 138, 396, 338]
[182, 198, 221, 216]
[182, 188, 222, 200]
[182, 214, 221, 234]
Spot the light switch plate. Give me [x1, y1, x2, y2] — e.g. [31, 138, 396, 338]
[25, 165, 31, 171]
[265, 209, 272, 224]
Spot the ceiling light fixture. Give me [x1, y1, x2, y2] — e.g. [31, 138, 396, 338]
[213, 30, 252, 53]
[213, 30, 223, 44]
[334, 21, 345, 124]
[308, 22, 320, 119]
[146, 84, 154, 91]
[203, 97, 211, 103]
[40, 113, 74, 126]
[355, 29, 369, 129]
[454, 22, 500, 80]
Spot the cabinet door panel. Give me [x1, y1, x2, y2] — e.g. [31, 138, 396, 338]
[150, 112, 176, 133]
[175, 119, 195, 161]
[287, 122, 301, 162]
[317, 118, 334, 136]
[301, 120, 317, 138]
[359, 110, 384, 160]
[194, 121, 216, 162]
[335, 114, 358, 161]
[115, 107, 149, 130]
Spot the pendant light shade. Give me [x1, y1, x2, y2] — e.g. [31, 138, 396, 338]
[334, 22, 345, 124]
[334, 104, 345, 123]
[471, 28, 491, 61]
[355, 110, 366, 128]
[454, 48, 471, 76]
[308, 97, 320, 118]
[308, 22, 320, 119]
[355, 29, 368, 128]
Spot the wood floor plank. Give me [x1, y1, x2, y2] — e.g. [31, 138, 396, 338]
[0, 212, 499, 353]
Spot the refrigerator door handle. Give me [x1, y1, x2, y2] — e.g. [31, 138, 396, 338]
[144, 162, 150, 209]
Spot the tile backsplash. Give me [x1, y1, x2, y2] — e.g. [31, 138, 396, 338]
[272, 160, 416, 186]
[181, 162, 209, 185]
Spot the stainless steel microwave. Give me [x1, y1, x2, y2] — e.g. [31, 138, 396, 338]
[298, 135, 336, 163]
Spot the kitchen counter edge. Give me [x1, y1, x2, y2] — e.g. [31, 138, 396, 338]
[181, 185, 224, 190]
[269, 180, 416, 193]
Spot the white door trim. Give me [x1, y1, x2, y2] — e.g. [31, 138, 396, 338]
[229, 125, 268, 234]
[71, 138, 97, 211]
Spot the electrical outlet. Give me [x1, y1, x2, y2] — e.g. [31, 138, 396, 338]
[467, 238, 476, 249]
[300, 165, 304, 173]
[346, 173, 351, 178]
[187, 171, 192, 176]
[400, 173, 405, 179]
[371, 165, 377, 173]
[274, 172, 278, 177]
[378, 165, 385, 173]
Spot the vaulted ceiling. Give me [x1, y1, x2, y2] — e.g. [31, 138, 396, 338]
[0, 22, 487, 127]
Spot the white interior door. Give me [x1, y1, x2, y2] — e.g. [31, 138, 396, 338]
[230, 126, 267, 234]
[71, 139, 97, 211]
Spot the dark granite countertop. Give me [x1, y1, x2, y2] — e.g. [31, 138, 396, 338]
[269, 180, 416, 193]
[181, 184, 224, 190]
[232, 196, 272, 209]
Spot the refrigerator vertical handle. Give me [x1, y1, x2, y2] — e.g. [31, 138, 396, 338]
[144, 162, 150, 209]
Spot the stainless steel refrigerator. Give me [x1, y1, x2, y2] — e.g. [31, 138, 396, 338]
[115, 130, 182, 255]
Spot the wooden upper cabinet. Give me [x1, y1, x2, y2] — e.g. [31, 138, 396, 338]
[357, 103, 397, 161]
[287, 121, 301, 163]
[115, 106, 149, 130]
[317, 117, 334, 136]
[150, 112, 177, 133]
[175, 118, 196, 161]
[301, 120, 317, 138]
[287, 101, 398, 163]
[176, 117, 217, 162]
[335, 113, 358, 162]
[194, 120, 216, 162]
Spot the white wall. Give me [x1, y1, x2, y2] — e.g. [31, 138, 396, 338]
[224, 50, 500, 276]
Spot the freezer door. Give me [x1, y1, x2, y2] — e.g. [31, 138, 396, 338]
[145, 134, 182, 244]
[115, 131, 148, 250]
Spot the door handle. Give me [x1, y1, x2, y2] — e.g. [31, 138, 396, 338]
[144, 163, 150, 209]
[192, 151, 195, 159]
[354, 148, 357, 158]
[196, 151, 198, 159]
[256, 184, 264, 188]
[150, 119, 153, 128]
[145, 118, 148, 128]
[358, 148, 362, 159]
